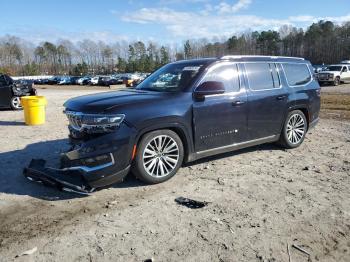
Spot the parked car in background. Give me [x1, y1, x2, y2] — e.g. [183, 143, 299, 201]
[58, 76, 79, 85]
[340, 60, 350, 64]
[34, 78, 50, 85]
[28, 56, 320, 192]
[313, 64, 327, 73]
[317, 64, 350, 86]
[90, 76, 104, 86]
[122, 74, 140, 87]
[107, 76, 123, 85]
[77, 76, 91, 85]
[0, 74, 37, 110]
[47, 76, 63, 85]
[100, 76, 113, 86]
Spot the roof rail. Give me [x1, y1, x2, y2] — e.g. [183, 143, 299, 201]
[220, 55, 305, 60]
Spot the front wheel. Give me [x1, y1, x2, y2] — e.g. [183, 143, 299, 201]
[132, 130, 184, 184]
[279, 110, 307, 149]
[333, 77, 340, 86]
[10, 96, 22, 110]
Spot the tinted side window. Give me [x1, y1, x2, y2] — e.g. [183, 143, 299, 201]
[245, 63, 274, 91]
[283, 63, 311, 86]
[201, 64, 240, 92]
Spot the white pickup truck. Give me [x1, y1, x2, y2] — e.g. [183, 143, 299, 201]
[317, 64, 350, 86]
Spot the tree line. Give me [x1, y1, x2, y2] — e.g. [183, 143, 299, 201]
[0, 20, 349, 76]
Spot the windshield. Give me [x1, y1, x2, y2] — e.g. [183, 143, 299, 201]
[326, 66, 342, 71]
[136, 62, 204, 92]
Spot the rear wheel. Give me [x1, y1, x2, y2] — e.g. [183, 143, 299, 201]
[279, 110, 307, 149]
[132, 130, 184, 184]
[10, 96, 22, 110]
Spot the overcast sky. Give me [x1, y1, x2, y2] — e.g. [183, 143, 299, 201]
[1, 0, 349, 43]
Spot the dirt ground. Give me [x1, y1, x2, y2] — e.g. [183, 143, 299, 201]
[0, 84, 349, 262]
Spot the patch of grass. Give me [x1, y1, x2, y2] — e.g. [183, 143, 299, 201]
[321, 93, 350, 120]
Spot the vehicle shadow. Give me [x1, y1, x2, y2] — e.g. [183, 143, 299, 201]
[0, 138, 283, 201]
[0, 120, 25, 126]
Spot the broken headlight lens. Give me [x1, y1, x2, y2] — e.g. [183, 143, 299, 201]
[65, 111, 125, 133]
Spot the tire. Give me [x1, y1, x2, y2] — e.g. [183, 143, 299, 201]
[10, 96, 22, 110]
[333, 77, 340, 86]
[132, 129, 184, 184]
[279, 110, 308, 149]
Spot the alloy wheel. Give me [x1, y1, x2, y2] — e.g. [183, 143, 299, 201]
[142, 135, 179, 178]
[286, 113, 305, 144]
[12, 97, 22, 109]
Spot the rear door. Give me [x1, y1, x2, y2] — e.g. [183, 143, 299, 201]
[243, 62, 288, 140]
[193, 62, 248, 152]
[0, 75, 12, 107]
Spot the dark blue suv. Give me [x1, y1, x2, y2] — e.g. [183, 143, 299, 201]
[26, 56, 320, 192]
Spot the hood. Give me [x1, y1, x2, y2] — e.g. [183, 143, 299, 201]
[64, 89, 166, 113]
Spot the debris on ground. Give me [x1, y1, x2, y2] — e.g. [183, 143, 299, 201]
[287, 243, 291, 262]
[217, 178, 225, 185]
[292, 244, 311, 259]
[15, 247, 38, 258]
[211, 217, 224, 225]
[175, 197, 208, 209]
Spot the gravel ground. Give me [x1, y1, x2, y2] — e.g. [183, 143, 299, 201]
[0, 88, 349, 262]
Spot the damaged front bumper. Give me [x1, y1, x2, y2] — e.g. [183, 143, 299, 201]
[23, 124, 136, 194]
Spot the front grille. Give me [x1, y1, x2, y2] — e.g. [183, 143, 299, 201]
[318, 74, 329, 80]
[65, 111, 83, 131]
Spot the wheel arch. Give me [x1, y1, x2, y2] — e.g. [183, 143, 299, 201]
[134, 121, 193, 163]
[288, 105, 310, 129]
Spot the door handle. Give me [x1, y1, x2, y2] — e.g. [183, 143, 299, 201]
[276, 95, 287, 100]
[232, 101, 245, 106]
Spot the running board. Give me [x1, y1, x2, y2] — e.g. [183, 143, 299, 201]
[23, 159, 94, 195]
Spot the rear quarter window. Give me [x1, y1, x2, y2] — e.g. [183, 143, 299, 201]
[283, 63, 311, 86]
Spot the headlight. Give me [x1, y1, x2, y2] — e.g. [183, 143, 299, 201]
[65, 111, 124, 133]
[328, 74, 334, 78]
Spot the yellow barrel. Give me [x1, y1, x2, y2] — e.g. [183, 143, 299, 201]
[20, 96, 47, 125]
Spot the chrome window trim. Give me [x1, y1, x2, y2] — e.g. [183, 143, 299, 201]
[196, 135, 278, 155]
[271, 63, 282, 88]
[280, 62, 313, 88]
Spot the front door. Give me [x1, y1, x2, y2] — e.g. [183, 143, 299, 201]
[193, 63, 248, 152]
[0, 75, 12, 107]
[341, 66, 350, 82]
[243, 62, 288, 140]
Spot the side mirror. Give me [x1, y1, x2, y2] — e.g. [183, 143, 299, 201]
[194, 81, 225, 100]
